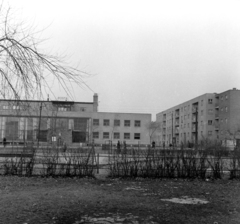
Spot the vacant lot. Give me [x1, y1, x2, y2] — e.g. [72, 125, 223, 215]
[0, 176, 240, 224]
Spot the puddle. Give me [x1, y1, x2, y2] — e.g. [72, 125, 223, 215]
[161, 196, 209, 204]
[125, 187, 146, 191]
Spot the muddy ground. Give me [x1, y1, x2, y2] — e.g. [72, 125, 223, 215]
[0, 176, 240, 224]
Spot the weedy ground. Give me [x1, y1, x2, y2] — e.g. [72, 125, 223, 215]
[0, 176, 240, 224]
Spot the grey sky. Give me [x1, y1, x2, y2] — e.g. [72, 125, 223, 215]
[7, 0, 240, 119]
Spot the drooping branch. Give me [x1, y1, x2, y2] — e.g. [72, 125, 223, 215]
[0, 5, 90, 100]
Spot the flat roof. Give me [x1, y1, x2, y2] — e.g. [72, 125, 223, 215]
[0, 99, 93, 104]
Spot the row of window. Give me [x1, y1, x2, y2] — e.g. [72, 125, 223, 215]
[155, 95, 229, 121]
[93, 132, 141, 140]
[164, 127, 229, 137]
[2, 105, 28, 110]
[179, 99, 213, 111]
[163, 130, 213, 140]
[166, 110, 209, 123]
[93, 119, 141, 127]
[165, 108, 227, 124]
[57, 106, 86, 112]
[164, 118, 229, 129]
[1, 105, 87, 112]
[162, 98, 214, 118]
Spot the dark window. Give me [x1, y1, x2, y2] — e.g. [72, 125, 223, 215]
[124, 133, 130, 139]
[114, 132, 120, 139]
[93, 119, 99, 126]
[134, 133, 140, 140]
[103, 132, 109, 139]
[72, 131, 86, 143]
[135, 120, 141, 127]
[208, 99, 213, 104]
[103, 119, 110, 126]
[124, 120, 130, 127]
[114, 120, 120, 126]
[38, 130, 48, 142]
[208, 120, 213, 125]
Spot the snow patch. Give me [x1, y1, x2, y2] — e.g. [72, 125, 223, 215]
[161, 196, 209, 204]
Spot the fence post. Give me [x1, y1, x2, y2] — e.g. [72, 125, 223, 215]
[97, 153, 99, 174]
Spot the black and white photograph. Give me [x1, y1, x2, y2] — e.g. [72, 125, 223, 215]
[0, 0, 240, 223]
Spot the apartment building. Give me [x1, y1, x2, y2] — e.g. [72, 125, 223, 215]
[0, 94, 151, 146]
[156, 88, 240, 147]
[216, 88, 240, 142]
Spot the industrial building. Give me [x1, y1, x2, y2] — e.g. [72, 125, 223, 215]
[156, 88, 240, 147]
[0, 94, 151, 147]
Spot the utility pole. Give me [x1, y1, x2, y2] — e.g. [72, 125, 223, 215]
[37, 102, 43, 149]
[172, 112, 174, 145]
[196, 107, 198, 144]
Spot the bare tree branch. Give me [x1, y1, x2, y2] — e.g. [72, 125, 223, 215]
[145, 121, 161, 143]
[0, 4, 91, 100]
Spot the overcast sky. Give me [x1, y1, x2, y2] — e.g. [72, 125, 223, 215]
[6, 0, 240, 119]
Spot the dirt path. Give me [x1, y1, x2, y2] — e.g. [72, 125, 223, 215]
[0, 176, 240, 224]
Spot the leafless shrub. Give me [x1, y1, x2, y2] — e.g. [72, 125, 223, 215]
[2, 153, 35, 176]
[229, 149, 240, 179]
[109, 145, 230, 180]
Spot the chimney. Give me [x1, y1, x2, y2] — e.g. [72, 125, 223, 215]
[93, 93, 98, 112]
